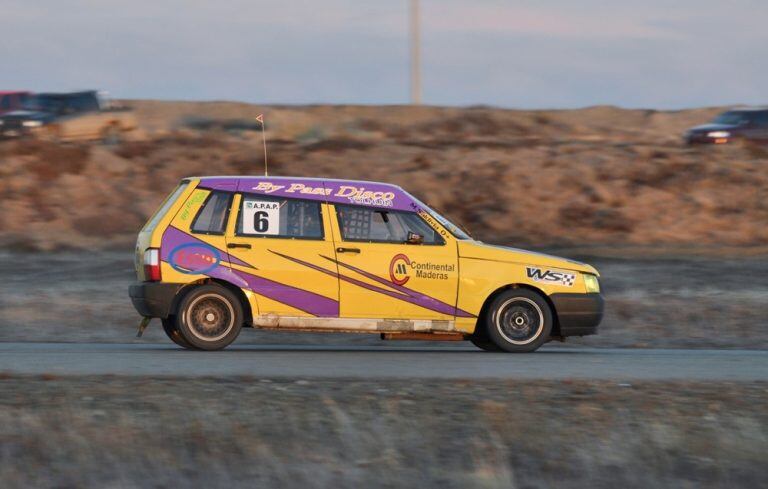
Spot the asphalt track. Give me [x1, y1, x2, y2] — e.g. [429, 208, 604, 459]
[0, 342, 766, 380]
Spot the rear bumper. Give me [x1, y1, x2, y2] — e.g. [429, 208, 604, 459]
[550, 293, 604, 337]
[129, 282, 184, 318]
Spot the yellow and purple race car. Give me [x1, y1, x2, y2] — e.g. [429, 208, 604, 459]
[129, 177, 603, 352]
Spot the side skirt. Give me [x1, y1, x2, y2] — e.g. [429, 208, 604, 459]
[252, 315, 457, 333]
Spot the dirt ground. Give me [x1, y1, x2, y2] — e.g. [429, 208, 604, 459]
[0, 376, 765, 489]
[0, 102, 767, 251]
[1, 251, 765, 349]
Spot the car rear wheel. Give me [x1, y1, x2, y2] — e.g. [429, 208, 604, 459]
[174, 284, 243, 351]
[161, 317, 196, 349]
[484, 289, 552, 353]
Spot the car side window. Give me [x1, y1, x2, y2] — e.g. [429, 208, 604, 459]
[237, 194, 324, 239]
[191, 191, 233, 235]
[336, 204, 444, 245]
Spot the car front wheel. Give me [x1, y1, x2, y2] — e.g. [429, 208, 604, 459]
[174, 284, 243, 351]
[484, 289, 553, 353]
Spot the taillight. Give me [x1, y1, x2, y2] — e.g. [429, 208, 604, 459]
[144, 248, 162, 282]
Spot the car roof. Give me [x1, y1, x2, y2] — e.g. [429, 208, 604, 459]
[0, 91, 30, 96]
[192, 176, 417, 212]
[35, 90, 98, 98]
[192, 175, 404, 188]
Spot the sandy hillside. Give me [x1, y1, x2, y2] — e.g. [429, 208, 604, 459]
[0, 101, 766, 251]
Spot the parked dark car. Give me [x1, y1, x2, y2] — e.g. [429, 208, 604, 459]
[0, 91, 30, 115]
[0, 90, 136, 141]
[685, 108, 768, 145]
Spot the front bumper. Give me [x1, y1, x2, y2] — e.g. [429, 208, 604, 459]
[0, 125, 28, 139]
[128, 282, 184, 318]
[550, 293, 604, 337]
[684, 133, 732, 145]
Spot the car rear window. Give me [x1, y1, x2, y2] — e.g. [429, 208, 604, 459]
[236, 194, 324, 239]
[192, 191, 233, 235]
[141, 182, 189, 233]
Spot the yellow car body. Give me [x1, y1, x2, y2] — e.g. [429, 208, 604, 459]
[130, 176, 603, 351]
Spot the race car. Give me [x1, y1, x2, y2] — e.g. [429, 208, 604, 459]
[129, 177, 603, 352]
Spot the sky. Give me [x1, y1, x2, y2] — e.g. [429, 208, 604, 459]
[2, 0, 767, 109]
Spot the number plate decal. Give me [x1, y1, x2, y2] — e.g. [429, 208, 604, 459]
[243, 200, 280, 235]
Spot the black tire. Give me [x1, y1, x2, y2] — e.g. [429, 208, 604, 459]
[174, 284, 243, 351]
[161, 317, 196, 349]
[469, 338, 503, 352]
[484, 288, 553, 353]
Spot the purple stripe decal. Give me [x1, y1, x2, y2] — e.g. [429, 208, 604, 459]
[197, 177, 417, 212]
[229, 268, 339, 317]
[321, 255, 475, 318]
[269, 250, 474, 318]
[162, 226, 254, 269]
[270, 250, 413, 301]
[161, 226, 338, 317]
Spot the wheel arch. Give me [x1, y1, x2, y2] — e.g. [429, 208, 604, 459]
[474, 283, 560, 337]
[170, 278, 254, 327]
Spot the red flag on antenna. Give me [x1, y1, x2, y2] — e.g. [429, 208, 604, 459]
[255, 114, 264, 124]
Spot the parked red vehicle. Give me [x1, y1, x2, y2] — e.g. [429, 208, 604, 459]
[0, 91, 31, 115]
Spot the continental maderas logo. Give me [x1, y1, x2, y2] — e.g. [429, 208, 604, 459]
[389, 254, 455, 285]
[389, 254, 411, 285]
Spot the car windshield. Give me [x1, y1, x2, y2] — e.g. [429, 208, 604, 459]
[410, 196, 472, 240]
[713, 111, 749, 125]
[22, 93, 99, 114]
[23, 95, 59, 113]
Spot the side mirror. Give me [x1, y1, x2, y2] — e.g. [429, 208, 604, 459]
[406, 232, 424, 245]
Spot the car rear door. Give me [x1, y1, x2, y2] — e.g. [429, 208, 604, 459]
[223, 182, 340, 319]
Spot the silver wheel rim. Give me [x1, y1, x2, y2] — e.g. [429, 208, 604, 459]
[184, 293, 235, 342]
[494, 297, 544, 345]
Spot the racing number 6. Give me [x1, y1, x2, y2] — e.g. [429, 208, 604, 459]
[253, 211, 269, 233]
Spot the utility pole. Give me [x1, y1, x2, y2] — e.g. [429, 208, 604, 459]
[410, 0, 422, 105]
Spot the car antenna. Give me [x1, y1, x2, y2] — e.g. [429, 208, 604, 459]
[256, 114, 268, 176]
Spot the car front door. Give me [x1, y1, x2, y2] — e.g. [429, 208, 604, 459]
[329, 203, 460, 321]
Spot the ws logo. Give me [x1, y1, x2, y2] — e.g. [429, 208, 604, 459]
[389, 254, 412, 285]
[526, 267, 575, 287]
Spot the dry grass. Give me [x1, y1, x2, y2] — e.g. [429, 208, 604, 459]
[0, 102, 766, 251]
[0, 376, 765, 489]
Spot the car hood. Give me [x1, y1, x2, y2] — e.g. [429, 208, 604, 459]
[457, 240, 599, 275]
[688, 123, 738, 133]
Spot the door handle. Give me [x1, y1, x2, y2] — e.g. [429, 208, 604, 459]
[227, 243, 252, 249]
[336, 247, 361, 254]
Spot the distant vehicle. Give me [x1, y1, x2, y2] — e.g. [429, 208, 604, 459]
[0, 91, 31, 115]
[129, 176, 604, 352]
[0, 90, 137, 142]
[685, 107, 768, 145]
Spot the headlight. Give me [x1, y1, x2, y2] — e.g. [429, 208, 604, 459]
[707, 131, 730, 138]
[22, 120, 43, 128]
[583, 273, 600, 293]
